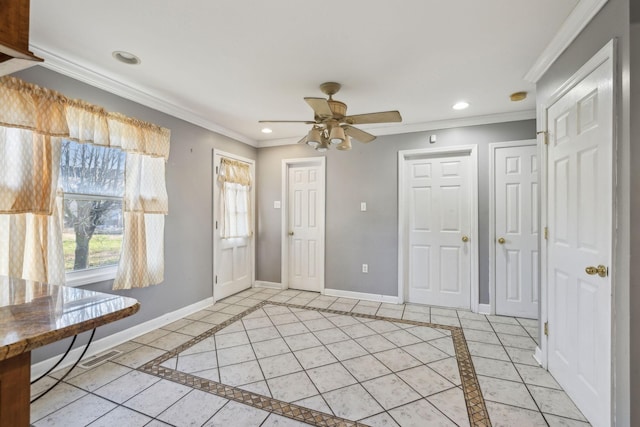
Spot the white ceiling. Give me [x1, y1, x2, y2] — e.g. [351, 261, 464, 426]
[29, 0, 581, 146]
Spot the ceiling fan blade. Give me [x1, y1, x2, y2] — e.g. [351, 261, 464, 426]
[297, 135, 308, 144]
[344, 125, 376, 143]
[304, 97, 333, 119]
[344, 110, 402, 125]
[258, 120, 317, 124]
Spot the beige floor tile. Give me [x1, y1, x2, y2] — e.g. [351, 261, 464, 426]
[544, 413, 592, 426]
[267, 371, 318, 402]
[112, 345, 165, 369]
[515, 363, 562, 389]
[124, 379, 191, 417]
[402, 342, 450, 364]
[326, 339, 368, 361]
[361, 412, 401, 427]
[355, 334, 397, 353]
[472, 356, 521, 382]
[252, 337, 290, 358]
[323, 383, 384, 421]
[374, 348, 421, 371]
[485, 400, 548, 427]
[478, 375, 538, 410]
[528, 385, 588, 421]
[217, 343, 256, 366]
[307, 362, 357, 393]
[294, 346, 339, 370]
[466, 341, 511, 361]
[157, 389, 228, 426]
[397, 365, 455, 397]
[238, 380, 272, 397]
[283, 332, 322, 351]
[388, 398, 458, 427]
[33, 394, 116, 427]
[219, 360, 264, 386]
[261, 413, 313, 427]
[203, 400, 270, 427]
[292, 394, 333, 415]
[30, 382, 87, 422]
[66, 361, 131, 392]
[362, 374, 421, 410]
[428, 357, 462, 386]
[258, 353, 303, 379]
[342, 354, 392, 381]
[88, 406, 152, 427]
[93, 370, 160, 404]
[427, 387, 471, 427]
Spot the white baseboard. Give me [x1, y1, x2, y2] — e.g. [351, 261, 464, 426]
[477, 303, 492, 315]
[31, 296, 214, 381]
[323, 288, 400, 304]
[254, 281, 285, 290]
[533, 346, 544, 367]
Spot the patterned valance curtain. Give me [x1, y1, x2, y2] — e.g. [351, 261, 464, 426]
[0, 76, 170, 289]
[218, 158, 252, 238]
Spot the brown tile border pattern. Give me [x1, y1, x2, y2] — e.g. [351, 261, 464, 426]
[139, 301, 491, 427]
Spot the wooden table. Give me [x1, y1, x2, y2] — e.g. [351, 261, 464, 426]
[0, 276, 139, 426]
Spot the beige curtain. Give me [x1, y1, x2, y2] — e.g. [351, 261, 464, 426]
[0, 77, 67, 284]
[0, 76, 171, 289]
[218, 158, 252, 238]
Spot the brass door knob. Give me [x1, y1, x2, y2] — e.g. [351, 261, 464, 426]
[585, 265, 608, 277]
[288, 231, 294, 236]
[461, 235, 469, 243]
[497, 237, 506, 244]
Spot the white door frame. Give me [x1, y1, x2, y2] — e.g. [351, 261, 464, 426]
[398, 145, 479, 311]
[212, 149, 256, 300]
[488, 139, 537, 315]
[281, 157, 326, 292]
[538, 40, 617, 424]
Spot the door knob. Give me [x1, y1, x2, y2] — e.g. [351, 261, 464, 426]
[461, 235, 469, 243]
[497, 237, 506, 244]
[288, 231, 294, 236]
[585, 265, 607, 277]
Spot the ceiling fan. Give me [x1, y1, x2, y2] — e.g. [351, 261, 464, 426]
[259, 82, 402, 151]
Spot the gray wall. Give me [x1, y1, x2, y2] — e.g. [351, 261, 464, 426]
[12, 66, 257, 363]
[256, 120, 536, 303]
[535, 0, 632, 424]
[630, 20, 639, 427]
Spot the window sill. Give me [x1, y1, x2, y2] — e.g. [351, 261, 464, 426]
[65, 265, 117, 287]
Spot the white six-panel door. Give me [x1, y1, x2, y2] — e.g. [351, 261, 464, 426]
[546, 52, 613, 427]
[287, 163, 324, 292]
[213, 152, 254, 301]
[405, 154, 472, 309]
[494, 143, 539, 318]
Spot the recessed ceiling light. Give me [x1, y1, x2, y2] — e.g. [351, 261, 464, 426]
[261, 128, 273, 134]
[112, 51, 141, 65]
[452, 101, 469, 110]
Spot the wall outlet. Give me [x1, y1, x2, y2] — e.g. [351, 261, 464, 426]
[362, 264, 368, 273]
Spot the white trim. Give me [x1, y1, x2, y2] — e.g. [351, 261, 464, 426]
[477, 303, 491, 315]
[65, 265, 117, 287]
[323, 288, 400, 305]
[30, 296, 213, 380]
[257, 110, 535, 148]
[524, 0, 609, 83]
[281, 157, 326, 293]
[212, 150, 256, 302]
[534, 346, 544, 366]
[487, 139, 537, 316]
[30, 45, 257, 147]
[254, 281, 285, 290]
[398, 145, 479, 312]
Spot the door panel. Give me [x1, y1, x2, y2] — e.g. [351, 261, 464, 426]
[546, 57, 612, 427]
[494, 144, 538, 318]
[406, 155, 471, 309]
[213, 154, 254, 301]
[288, 164, 323, 292]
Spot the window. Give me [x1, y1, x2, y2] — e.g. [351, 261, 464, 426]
[218, 158, 252, 239]
[59, 140, 126, 285]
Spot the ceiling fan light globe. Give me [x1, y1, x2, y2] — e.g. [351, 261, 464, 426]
[307, 127, 322, 147]
[336, 136, 352, 151]
[316, 140, 330, 152]
[329, 126, 345, 144]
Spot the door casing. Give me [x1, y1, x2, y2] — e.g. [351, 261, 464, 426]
[398, 145, 479, 311]
[281, 157, 326, 292]
[488, 139, 538, 316]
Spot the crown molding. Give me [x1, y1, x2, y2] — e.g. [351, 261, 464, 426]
[257, 109, 535, 148]
[29, 44, 258, 147]
[524, 0, 608, 83]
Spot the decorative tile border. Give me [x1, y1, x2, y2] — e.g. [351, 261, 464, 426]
[139, 301, 491, 427]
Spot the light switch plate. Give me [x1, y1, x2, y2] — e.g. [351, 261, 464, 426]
[274, 201, 281, 209]
[360, 202, 367, 212]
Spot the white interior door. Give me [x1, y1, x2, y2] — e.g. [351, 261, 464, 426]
[213, 152, 254, 301]
[546, 55, 612, 427]
[286, 161, 324, 292]
[405, 154, 472, 309]
[494, 143, 539, 318]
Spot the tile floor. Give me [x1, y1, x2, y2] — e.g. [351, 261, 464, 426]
[30, 288, 591, 427]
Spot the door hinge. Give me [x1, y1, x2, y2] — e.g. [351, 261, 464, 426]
[215, 275, 218, 284]
[215, 220, 218, 230]
[544, 322, 549, 336]
[215, 166, 219, 174]
[544, 227, 548, 240]
[537, 130, 548, 145]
